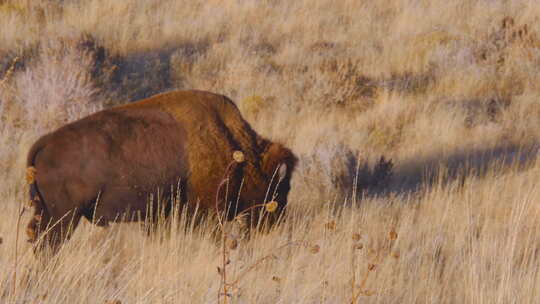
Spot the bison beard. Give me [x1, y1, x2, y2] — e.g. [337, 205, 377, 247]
[25, 90, 297, 253]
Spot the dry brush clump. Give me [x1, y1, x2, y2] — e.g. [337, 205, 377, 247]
[0, 32, 112, 192]
[292, 141, 394, 205]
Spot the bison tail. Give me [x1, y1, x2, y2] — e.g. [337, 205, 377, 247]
[25, 137, 51, 244]
[26, 179, 51, 243]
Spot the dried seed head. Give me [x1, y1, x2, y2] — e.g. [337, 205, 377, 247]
[310, 244, 320, 254]
[325, 221, 336, 230]
[234, 213, 248, 227]
[0, 237, 3, 245]
[368, 263, 376, 271]
[354, 243, 363, 250]
[265, 201, 278, 213]
[272, 276, 281, 283]
[228, 238, 238, 250]
[389, 229, 398, 241]
[352, 233, 361, 241]
[233, 151, 245, 163]
[392, 251, 400, 259]
[217, 267, 223, 275]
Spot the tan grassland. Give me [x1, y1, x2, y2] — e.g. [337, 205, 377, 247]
[1, 0, 540, 303]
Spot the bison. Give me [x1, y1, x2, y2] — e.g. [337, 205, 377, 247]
[25, 90, 297, 251]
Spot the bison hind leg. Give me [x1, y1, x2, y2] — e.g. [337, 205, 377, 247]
[40, 211, 82, 254]
[28, 207, 82, 254]
[26, 215, 41, 244]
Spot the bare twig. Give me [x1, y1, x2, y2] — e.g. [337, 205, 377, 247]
[215, 159, 238, 304]
[12, 204, 26, 302]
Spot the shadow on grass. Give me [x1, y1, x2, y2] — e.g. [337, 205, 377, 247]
[370, 143, 539, 199]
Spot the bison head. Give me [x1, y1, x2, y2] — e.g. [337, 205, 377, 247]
[254, 142, 297, 225]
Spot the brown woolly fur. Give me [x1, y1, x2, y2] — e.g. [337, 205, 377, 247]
[25, 90, 297, 252]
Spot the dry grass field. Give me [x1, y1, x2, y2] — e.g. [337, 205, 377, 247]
[1, 0, 540, 303]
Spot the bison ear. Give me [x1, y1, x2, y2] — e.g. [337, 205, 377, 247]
[261, 142, 297, 178]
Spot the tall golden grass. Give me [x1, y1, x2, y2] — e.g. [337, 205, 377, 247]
[1, 0, 540, 302]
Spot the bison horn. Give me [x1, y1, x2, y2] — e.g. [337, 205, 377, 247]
[278, 164, 287, 181]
